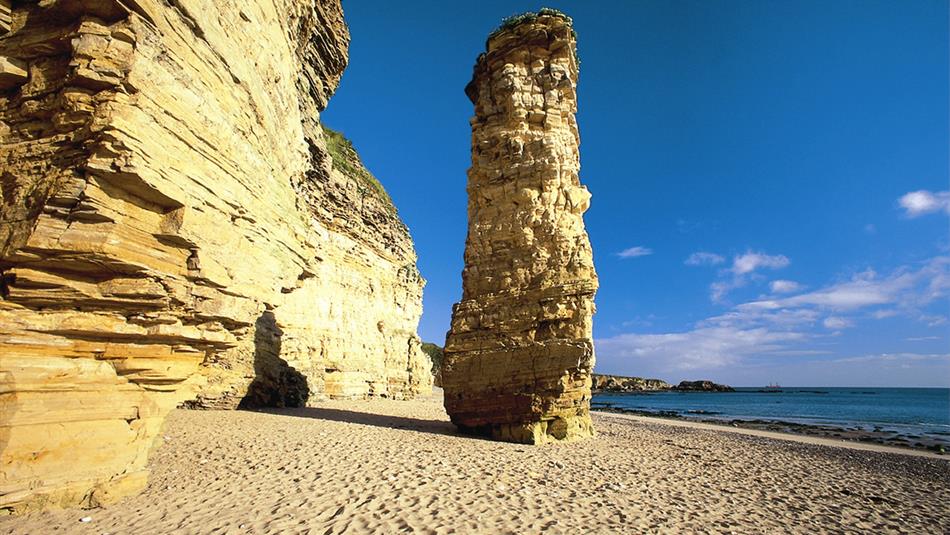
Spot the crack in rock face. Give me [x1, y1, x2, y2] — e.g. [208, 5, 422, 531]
[442, 12, 598, 445]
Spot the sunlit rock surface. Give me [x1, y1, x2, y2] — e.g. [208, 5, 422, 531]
[0, 0, 429, 513]
[442, 11, 598, 444]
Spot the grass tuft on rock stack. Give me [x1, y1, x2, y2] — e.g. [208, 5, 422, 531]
[486, 8, 578, 62]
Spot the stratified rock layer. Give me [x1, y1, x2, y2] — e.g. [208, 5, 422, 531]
[0, 0, 430, 513]
[442, 12, 598, 444]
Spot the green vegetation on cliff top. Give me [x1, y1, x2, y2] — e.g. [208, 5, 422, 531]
[421, 342, 444, 373]
[485, 8, 578, 63]
[321, 125, 395, 210]
[489, 7, 574, 40]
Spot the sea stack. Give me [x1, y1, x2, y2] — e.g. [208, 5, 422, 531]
[442, 10, 598, 444]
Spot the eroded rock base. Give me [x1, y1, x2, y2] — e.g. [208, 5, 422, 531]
[456, 413, 594, 445]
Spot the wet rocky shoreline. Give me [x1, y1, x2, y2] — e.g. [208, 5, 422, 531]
[591, 402, 949, 455]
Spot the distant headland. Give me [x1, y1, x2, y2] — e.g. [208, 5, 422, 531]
[592, 374, 735, 393]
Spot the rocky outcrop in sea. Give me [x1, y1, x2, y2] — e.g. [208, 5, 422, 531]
[671, 381, 736, 392]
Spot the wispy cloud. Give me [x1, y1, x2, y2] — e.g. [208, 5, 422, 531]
[769, 280, 801, 294]
[709, 280, 740, 302]
[596, 256, 950, 377]
[596, 327, 805, 371]
[741, 256, 949, 312]
[899, 190, 950, 218]
[920, 314, 948, 327]
[823, 316, 853, 330]
[731, 252, 790, 275]
[708, 250, 791, 301]
[685, 251, 725, 266]
[620, 314, 659, 328]
[617, 246, 653, 259]
[906, 336, 940, 341]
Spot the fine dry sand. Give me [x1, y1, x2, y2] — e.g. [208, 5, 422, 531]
[3, 392, 948, 534]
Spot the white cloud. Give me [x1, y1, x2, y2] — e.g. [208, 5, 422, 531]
[767, 349, 831, 356]
[769, 280, 801, 294]
[597, 256, 950, 377]
[920, 314, 948, 327]
[709, 280, 739, 302]
[823, 316, 853, 330]
[741, 256, 950, 313]
[906, 336, 940, 341]
[872, 309, 898, 319]
[617, 246, 653, 259]
[731, 251, 790, 275]
[899, 190, 950, 217]
[776, 285, 891, 309]
[706, 251, 790, 302]
[703, 307, 819, 329]
[685, 251, 725, 266]
[596, 326, 804, 372]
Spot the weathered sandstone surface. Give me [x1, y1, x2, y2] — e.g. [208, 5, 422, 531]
[0, 0, 430, 513]
[442, 11, 598, 444]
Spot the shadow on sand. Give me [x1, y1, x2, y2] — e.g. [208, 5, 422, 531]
[252, 406, 459, 437]
[235, 311, 461, 439]
[239, 311, 310, 409]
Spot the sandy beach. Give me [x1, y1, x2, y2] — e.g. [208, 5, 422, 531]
[3, 392, 948, 534]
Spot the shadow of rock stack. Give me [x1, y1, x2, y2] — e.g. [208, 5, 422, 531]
[239, 311, 309, 409]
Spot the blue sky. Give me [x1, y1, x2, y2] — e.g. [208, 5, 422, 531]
[323, 1, 949, 387]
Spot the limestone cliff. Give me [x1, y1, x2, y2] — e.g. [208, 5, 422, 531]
[442, 10, 598, 444]
[0, 0, 430, 513]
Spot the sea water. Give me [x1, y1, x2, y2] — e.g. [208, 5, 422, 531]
[592, 387, 950, 440]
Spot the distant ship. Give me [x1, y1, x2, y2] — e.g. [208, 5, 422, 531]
[764, 383, 782, 391]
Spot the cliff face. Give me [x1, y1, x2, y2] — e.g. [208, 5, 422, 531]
[442, 11, 598, 444]
[0, 0, 430, 513]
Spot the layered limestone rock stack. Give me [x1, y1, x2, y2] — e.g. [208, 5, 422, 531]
[0, 0, 430, 513]
[442, 11, 598, 444]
